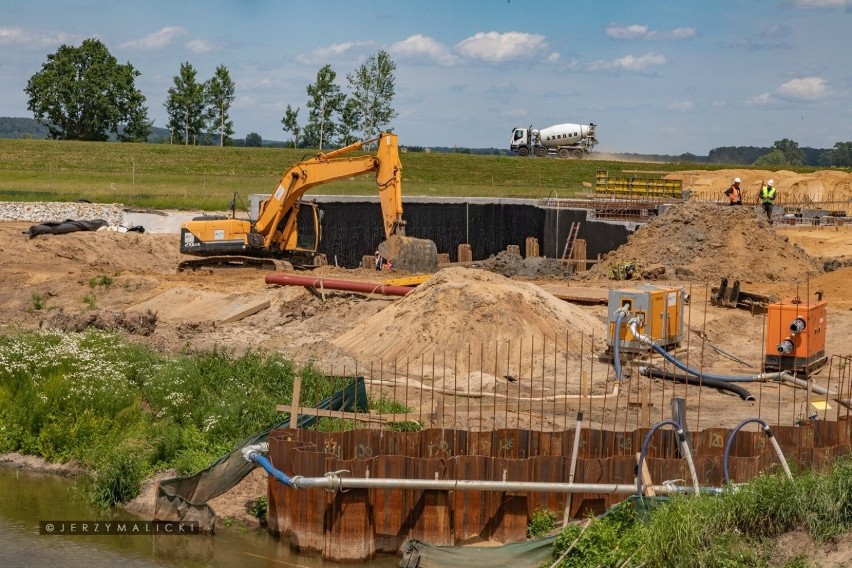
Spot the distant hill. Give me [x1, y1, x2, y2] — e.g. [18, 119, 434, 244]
[0, 116, 172, 143]
[0, 117, 50, 139]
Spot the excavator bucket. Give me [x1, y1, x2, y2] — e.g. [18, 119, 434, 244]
[378, 235, 439, 273]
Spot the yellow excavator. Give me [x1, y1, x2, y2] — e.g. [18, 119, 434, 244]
[178, 132, 438, 273]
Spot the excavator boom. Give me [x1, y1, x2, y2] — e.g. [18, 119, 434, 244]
[179, 132, 437, 273]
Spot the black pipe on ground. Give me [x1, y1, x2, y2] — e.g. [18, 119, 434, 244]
[638, 366, 756, 401]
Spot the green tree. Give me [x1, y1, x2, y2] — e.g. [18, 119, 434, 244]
[346, 50, 398, 140]
[338, 97, 361, 146]
[753, 148, 788, 167]
[165, 62, 207, 145]
[281, 104, 300, 149]
[244, 132, 262, 147]
[830, 141, 852, 167]
[205, 65, 236, 147]
[24, 38, 150, 142]
[304, 65, 344, 150]
[772, 138, 805, 166]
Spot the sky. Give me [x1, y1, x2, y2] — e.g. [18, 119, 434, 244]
[1, 0, 851, 155]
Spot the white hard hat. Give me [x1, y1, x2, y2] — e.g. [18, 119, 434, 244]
[734, 177, 741, 183]
[767, 179, 774, 186]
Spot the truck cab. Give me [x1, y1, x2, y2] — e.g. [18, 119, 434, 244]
[510, 126, 545, 157]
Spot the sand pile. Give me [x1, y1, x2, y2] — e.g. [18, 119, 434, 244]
[670, 169, 852, 212]
[586, 202, 822, 283]
[332, 267, 606, 374]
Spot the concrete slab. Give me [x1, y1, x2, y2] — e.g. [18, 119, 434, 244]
[128, 287, 270, 324]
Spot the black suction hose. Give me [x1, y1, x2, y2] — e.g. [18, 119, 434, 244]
[639, 366, 755, 401]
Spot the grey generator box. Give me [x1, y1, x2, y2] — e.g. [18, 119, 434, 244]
[607, 285, 685, 354]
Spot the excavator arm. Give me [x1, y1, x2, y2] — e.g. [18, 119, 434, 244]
[179, 132, 437, 273]
[255, 132, 406, 251]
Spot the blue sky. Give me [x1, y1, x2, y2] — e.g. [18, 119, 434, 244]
[1, 0, 850, 155]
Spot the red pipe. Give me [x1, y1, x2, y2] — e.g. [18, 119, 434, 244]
[264, 273, 413, 296]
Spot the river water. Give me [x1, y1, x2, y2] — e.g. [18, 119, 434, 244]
[0, 468, 398, 568]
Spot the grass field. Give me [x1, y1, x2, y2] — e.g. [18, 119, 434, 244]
[0, 138, 763, 211]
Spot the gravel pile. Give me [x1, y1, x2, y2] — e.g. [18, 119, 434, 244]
[0, 201, 125, 226]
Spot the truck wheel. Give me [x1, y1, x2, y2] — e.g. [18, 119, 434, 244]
[572, 149, 584, 159]
[558, 148, 570, 158]
[517, 147, 530, 157]
[535, 147, 547, 157]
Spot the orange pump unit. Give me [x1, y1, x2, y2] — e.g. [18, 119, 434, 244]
[764, 298, 827, 376]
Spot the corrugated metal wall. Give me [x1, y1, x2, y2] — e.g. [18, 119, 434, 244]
[267, 419, 852, 562]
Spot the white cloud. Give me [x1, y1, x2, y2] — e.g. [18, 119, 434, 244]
[606, 24, 696, 41]
[776, 76, 830, 101]
[454, 31, 550, 63]
[787, 0, 848, 8]
[668, 101, 695, 112]
[588, 52, 667, 72]
[295, 40, 375, 65]
[0, 26, 82, 49]
[389, 34, 458, 66]
[120, 27, 186, 50]
[186, 39, 216, 54]
[745, 93, 776, 106]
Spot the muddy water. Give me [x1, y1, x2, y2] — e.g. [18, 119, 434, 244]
[0, 468, 398, 568]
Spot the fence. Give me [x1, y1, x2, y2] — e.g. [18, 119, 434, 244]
[264, 340, 852, 560]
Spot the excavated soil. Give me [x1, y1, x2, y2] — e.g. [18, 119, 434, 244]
[671, 168, 852, 212]
[585, 201, 822, 283]
[332, 266, 606, 376]
[2, 173, 852, 540]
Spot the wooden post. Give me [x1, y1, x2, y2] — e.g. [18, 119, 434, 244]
[636, 452, 656, 496]
[288, 376, 303, 429]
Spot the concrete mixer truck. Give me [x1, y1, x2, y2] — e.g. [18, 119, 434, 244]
[509, 123, 598, 159]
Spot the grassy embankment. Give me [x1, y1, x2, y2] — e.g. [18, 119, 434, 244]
[0, 138, 747, 210]
[542, 457, 852, 567]
[0, 329, 411, 507]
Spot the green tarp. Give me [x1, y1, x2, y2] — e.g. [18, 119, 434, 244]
[154, 377, 367, 531]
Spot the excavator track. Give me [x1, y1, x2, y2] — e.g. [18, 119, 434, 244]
[177, 256, 285, 272]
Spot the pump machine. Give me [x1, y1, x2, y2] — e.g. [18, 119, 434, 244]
[764, 297, 827, 376]
[607, 285, 685, 355]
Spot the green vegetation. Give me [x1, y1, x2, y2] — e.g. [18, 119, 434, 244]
[0, 330, 347, 507]
[0, 138, 754, 211]
[549, 457, 852, 567]
[528, 508, 559, 538]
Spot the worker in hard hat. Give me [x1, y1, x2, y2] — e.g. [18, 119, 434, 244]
[760, 179, 777, 221]
[724, 177, 743, 205]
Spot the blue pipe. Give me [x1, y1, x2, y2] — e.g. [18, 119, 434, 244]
[723, 417, 792, 485]
[636, 419, 694, 497]
[627, 319, 774, 383]
[251, 454, 294, 487]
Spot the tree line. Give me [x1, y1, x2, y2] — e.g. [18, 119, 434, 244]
[23, 38, 397, 148]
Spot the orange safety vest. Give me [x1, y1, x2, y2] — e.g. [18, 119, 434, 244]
[726, 184, 742, 204]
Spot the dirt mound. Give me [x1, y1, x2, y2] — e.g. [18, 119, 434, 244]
[332, 267, 606, 375]
[585, 202, 821, 283]
[480, 250, 573, 278]
[42, 308, 158, 336]
[671, 169, 852, 213]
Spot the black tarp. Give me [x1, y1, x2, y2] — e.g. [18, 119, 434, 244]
[27, 219, 109, 239]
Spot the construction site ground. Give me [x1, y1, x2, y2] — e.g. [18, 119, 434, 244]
[1, 170, 852, 562]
